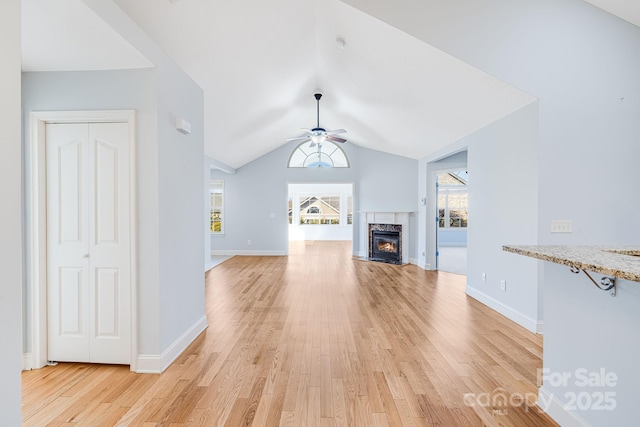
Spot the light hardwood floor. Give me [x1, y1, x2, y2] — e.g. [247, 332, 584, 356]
[22, 241, 557, 426]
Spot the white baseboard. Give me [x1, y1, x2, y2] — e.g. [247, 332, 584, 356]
[211, 250, 286, 256]
[22, 353, 33, 371]
[417, 262, 431, 270]
[465, 286, 543, 334]
[537, 386, 590, 427]
[135, 315, 208, 374]
[409, 258, 418, 265]
[205, 262, 214, 272]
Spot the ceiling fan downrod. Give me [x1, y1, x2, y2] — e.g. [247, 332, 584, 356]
[314, 92, 322, 130]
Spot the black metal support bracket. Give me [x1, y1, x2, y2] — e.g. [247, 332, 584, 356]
[569, 267, 616, 297]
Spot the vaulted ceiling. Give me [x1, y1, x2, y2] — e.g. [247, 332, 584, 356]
[21, 0, 640, 169]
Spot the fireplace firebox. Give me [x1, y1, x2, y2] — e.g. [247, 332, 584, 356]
[369, 223, 402, 264]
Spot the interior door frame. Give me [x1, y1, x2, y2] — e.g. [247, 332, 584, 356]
[28, 110, 138, 371]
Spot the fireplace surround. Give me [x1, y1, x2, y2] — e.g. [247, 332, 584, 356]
[359, 211, 412, 265]
[369, 224, 402, 264]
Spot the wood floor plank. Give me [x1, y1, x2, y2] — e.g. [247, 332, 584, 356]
[22, 241, 558, 426]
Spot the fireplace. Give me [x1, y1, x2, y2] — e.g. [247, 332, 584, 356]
[369, 223, 402, 264]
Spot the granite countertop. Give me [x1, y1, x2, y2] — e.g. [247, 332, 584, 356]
[503, 245, 640, 283]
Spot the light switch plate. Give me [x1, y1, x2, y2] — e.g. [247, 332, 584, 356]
[551, 220, 573, 233]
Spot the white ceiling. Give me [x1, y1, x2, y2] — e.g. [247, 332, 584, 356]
[21, 0, 640, 169]
[22, 0, 152, 71]
[583, 0, 640, 27]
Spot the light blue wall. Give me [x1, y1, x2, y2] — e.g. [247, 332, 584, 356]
[344, 0, 640, 243]
[81, 0, 207, 364]
[22, 69, 158, 355]
[155, 65, 206, 353]
[0, 0, 22, 421]
[22, 64, 206, 362]
[344, 0, 640, 423]
[211, 140, 418, 258]
[438, 229, 466, 247]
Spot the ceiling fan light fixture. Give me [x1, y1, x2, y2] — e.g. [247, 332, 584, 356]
[311, 133, 326, 144]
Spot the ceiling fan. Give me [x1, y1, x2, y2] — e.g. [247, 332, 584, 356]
[287, 90, 347, 147]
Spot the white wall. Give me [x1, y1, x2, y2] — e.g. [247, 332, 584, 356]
[211, 140, 418, 258]
[0, 0, 23, 422]
[542, 262, 640, 426]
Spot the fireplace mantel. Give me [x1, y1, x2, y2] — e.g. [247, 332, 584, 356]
[358, 211, 413, 264]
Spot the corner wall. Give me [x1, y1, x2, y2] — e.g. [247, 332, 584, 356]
[465, 104, 540, 331]
[0, 0, 23, 421]
[32, 0, 207, 370]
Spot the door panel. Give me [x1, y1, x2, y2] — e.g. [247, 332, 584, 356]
[95, 139, 118, 245]
[88, 123, 130, 364]
[58, 141, 84, 244]
[59, 267, 83, 336]
[47, 124, 90, 362]
[47, 122, 130, 365]
[95, 268, 119, 337]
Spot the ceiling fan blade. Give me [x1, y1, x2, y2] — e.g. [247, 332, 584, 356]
[326, 135, 347, 143]
[326, 129, 346, 135]
[286, 135, 309, 142]
[309, 141, 317, 148]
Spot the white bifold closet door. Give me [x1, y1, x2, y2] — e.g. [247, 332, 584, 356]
[46, 122, 131, 365]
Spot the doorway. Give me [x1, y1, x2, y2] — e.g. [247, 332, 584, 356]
[436, 170, 468, 275]
[29, 111, 137, 369]
[287, 183, 354, 253]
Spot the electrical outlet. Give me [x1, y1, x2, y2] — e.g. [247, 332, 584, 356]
[551, 220, 573, 233]
[500, 280, 506, 291]
[482, 273, 486, 283]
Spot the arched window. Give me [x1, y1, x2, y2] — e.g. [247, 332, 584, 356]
[288, 141, 349, 168]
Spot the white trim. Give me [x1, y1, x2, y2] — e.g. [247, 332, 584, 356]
[29, 110, 139, 371]
[409, 258, 418, 265]
[135, 315, 208, 374]
[22, 353, 34, 371]
[210, 179, 224, 235]
[211, 250, 287, 256]
[417, 261, 431, 270]
[537, 386, 590, 427]
[134, 354, 163, 374]
[465, 286, 543, 334]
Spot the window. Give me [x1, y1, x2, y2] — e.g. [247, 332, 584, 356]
[438, 190, 468, 228]
[287, 184, 353, 228]
[288, 141, 349, 168]
[210, 180, 224, 233]
[299, 195, 341, 225]
[438, 172, 468, 228]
